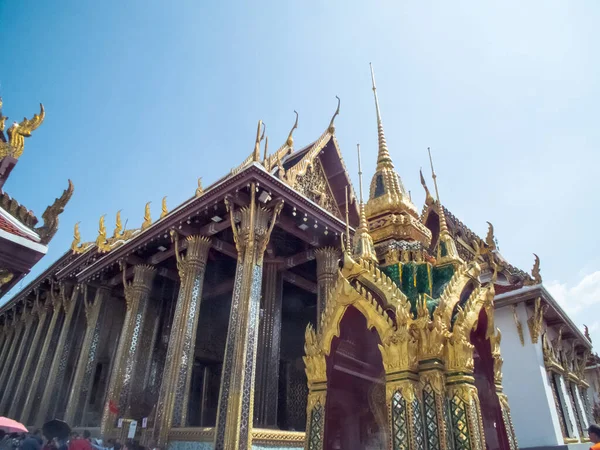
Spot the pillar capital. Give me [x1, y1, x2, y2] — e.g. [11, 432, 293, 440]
[170, 231, 211, 282]
[122, 264, 156, 309]
[225, 193, 283, 264]
[315, 247, 340, 277]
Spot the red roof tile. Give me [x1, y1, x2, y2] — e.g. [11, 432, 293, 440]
[0, 215, 36, 241]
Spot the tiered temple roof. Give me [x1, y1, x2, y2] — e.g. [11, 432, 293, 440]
[0, 99, 73, 298]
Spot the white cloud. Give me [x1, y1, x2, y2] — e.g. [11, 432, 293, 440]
[546, 271, 600, 315]
[545, 271, 600, 346]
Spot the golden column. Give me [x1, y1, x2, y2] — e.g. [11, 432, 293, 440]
[314, 247, 339, 328]
[303, 325, 327, 450]
[0, 304, 38, 413]
[9, 295, 50, 419]
[254, 262, 283, 427]
[20, 288, 64, 424]
[153, 233, 211, 447]
[416, 329, 450, 450]
[0, 310, 26, 402]
[101, 264, 156, 437]
[64, 285, 112, 425]
[445, 335, 486, 450]
[35, 284, 80, 426]
[379, 323, 423, 450]
[212, 188, 283, 450]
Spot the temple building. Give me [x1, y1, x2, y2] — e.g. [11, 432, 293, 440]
[0, 99, 73, 299]
[0, 71, 594, 450]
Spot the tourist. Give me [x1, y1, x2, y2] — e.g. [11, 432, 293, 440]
[67, 433, 90, 450]
[21, 433, 41, 450]
[589, 424, 600, 450]
[0, 431, 11, 450]
[31, 432, 42, 447]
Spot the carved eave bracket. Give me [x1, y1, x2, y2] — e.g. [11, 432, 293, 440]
[527, 297, 547, 344]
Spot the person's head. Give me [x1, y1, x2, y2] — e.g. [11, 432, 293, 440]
[0, 430, 5, 440]
[71, 433, 79, 440]
[83, 431, 90, 440]
[589, 424, 600, 443]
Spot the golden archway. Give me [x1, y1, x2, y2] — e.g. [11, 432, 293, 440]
[303, 252, 518, 450]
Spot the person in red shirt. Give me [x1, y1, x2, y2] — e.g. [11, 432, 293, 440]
[589, 424, 600, 450]
[68, 432, 92, 450]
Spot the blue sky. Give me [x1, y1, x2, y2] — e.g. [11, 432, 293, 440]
[1, 1, 599, 340]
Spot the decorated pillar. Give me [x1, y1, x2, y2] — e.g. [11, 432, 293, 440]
[0, 313, 17, 388]
[212, 188, 283, 450]
[254, 262, 283, 428]
[9, 295, 51, 419]
[303, 325, 327, 450]
[445, 336, 485, 450]
[153, 233, 211, 447]
[380, 322, 424, 450]
[35, 284, 81, 425]
[0, 322, 12, 369]
[0, 312, 26, 403]
[0, 305, 38, 413]
[64, 285, 112, 425]
[314, 247, 339, 328]
[416, 310, 450, 450]
[101, 264, 156, 437]
[20, 289, 64, 424]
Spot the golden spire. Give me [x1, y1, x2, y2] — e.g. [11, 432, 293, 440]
[353, 144, 378, 264]
[96, 215, 107, 246]
[161, 196, 168, 219]
[142, 202, 152, 230]
[196, 178, 204, 197]
[370, 64, 396, 173]
[364, 64, 431, 248]
[427, 147, 462, 265]
[113, 210, 123, 238]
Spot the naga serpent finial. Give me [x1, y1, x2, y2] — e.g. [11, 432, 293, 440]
[142, 202, 152, 230]
[196, 178, 204, 197]
[71, 222, 81, 252]
[485, 221, 496, 250]
[419, 168, 434, 206]
[1, 103, 45, 159]
[531, 253, 542, 284]
[35, 179, 74, 244]
[253, 120, 266, 162]
[328, 96, 341, 133]
[161, 196, 168, 219]
[286, 110, 299, 147]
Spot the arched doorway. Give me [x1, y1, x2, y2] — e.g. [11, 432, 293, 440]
[324, 306, 386, 450]
[471, 308, 509, 450]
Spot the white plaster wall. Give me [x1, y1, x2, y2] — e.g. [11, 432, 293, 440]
[495, 303, 563, 447]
